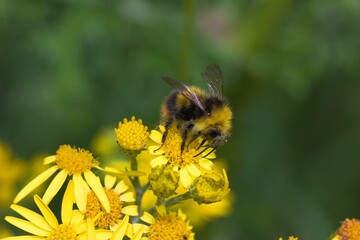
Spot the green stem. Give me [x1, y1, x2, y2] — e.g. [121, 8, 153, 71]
[129, 155, 143, 217]
[148, 191, 192, 215]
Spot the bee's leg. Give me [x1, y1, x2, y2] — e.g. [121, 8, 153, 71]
[196, 138, 206, 150]
[187, 131, 201, 149]
[155, 118, 173, 152]
[203, 147, 216, 158]
[193, 146, 209, 157]
[194, 146, 216, 158]
[180, 123, 194, 155]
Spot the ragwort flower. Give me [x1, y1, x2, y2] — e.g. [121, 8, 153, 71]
[4, 181, 112, 240]
[13, 144, 110, 213]
[84, 174, 138, 230]
[148, 126, 215, 188]
[138, 205, 194, 240]
[332, 218, 360, 240]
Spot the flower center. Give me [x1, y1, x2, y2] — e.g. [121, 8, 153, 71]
[148, 213, 193, 240]
[55, 145, 98, 175]
[337, 218, 360, 240]
[115, 116, 149, 151]
[47, 224, 76, 240]
[161, 128, 202, 168]
[85, 188, 122, 229]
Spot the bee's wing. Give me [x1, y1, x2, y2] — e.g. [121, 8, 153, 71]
[161, 76, 207, 113]
[201, 64, 224, 98]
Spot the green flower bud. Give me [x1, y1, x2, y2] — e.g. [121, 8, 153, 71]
[149, 164, 180, 199]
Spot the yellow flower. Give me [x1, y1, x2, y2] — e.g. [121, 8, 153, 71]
[279, 237, 299, 240]
[4, 181, 112, 239]
[115, 116, 149, 152]
[84, 174, 138, 230]
[139, 205, 195, 240]
[332, 218, 360, 240]
[190, 168, 230, 204]
[148, 126, 215, 188]
[0, 141, 25, 206]
[13, 144, 110, 213]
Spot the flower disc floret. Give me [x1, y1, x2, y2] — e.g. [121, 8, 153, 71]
[55, 145, 98, 175]
[336, 218, 360, 240]
[139, 206, 194, 240]
[161, 127, 201, 168]
[85, 189, 122, 229]
[48, 224, 76, 240]
[115, 116, 149, 151]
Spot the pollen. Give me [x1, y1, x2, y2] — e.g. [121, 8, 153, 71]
[161, 127, 201, 168]
[337, 218, 360, 240]
[115, 116, 149, 151]
[47, 223, 76, 240]
[55, 145, 99, 175]
[85, 188, 122, 229]
[148, 212, 193, 240]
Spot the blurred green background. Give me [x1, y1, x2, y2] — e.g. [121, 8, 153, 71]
[1, 0, 360, 239]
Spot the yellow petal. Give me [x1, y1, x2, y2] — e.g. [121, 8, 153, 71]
[121, 205, 138, 216]
[148, 145, 164, 155]
[113, 215, 129, 239]
[149, 130, 162, 143]
[33, 195, 58, 229]
[72, 210, 85, 234]
[86, 219, 96, 240]
[4, 216, 49, 236]
[155, 205, 166, 216]
[198, 158, 213, 170]
[73, 175, 88, 213]
[95, 230, 113, 240]
[10, 204, 52, 232]
[84, 170, 110, 213]
[14, 165, 58, 203]
[114, 180, 129, 195]
[42, 169, 67, 204]
[1, 236, 45, 240]
[140, 212, 155, 224]
[120, 192, 135, 202]
[223, 169, 229, 189]
[180, 168, 192, 188]
[186, 164, 201, 177]
[61, 180, 75, 225]
[130, 225, 144, 240]
[43, 155, 56, 165]
[104, 174, 116, 189]
[149, 155, 168, 168]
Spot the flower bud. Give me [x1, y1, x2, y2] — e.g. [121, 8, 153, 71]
[190, 169, 230, 204]
[149, 164, 179, 199]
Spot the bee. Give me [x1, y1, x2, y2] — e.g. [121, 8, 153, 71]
[160, 64, 232, 154]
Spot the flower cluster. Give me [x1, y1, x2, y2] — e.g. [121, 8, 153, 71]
[2, 116, 231, 240]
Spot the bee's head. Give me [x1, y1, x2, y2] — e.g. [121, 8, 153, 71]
[203, 127, 227, 147]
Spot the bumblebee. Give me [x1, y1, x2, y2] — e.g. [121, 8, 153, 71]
[160, 64, 232, 154]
